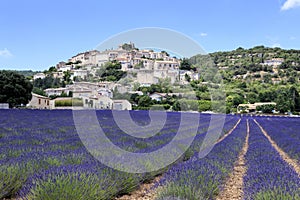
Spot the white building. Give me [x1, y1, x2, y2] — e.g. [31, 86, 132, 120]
[33, 73, 46, 80]
[56, 61, 66, 69]
[83, 96, 113, 109]
[82, 94, 132, 110]
[72, 70, 88, 80]
[45, 88, 67, 96]
[262, 58, 284, 67]
[112, 100, 132, 110]
[149, 93, 165, 102]
[96, 52, 110, 66]
[137, 70, 159, 86]
[97, 88, 113, 98]
[115, 57, 132, 71]
[59, 65, 72, 72]
[154, 60, 179, 70]
[69, 53, 85, 64]
[66, 85, 93, 99]
[179, 70, 200, 84]
[72, 82, 100, 91]
[52, 72, 64, 79]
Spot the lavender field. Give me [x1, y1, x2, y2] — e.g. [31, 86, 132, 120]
[0, 110, 299, 200]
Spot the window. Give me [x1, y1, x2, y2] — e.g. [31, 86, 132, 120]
[39, 99, 41, 104]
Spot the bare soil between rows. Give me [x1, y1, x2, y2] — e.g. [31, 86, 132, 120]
[216, 119, 249, 200]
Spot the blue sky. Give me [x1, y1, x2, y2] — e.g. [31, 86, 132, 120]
[1, 0, 300, 70]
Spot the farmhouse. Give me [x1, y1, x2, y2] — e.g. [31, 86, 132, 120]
[83, 96, 113, 109]
[112, 100, 132, 110]
[237, 102, 276, 113]
[27, 93, 51, 109]
[82, 95, 132, 110]
[149, 93, 165, 102]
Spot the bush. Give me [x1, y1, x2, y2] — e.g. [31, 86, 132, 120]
[151, 104, 171, 111]
[55, 98, 83, 107]
[256, 104, 275, 113]
[198, 100, 211, 112]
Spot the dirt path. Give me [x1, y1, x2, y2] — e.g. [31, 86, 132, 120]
[254, 119, 300, 177]
[218, 118, 241, 143]
[216, 119, 249, 200]
[115, 176, 161, 200]
[116, 119, 242, 200]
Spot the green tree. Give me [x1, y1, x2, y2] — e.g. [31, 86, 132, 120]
[276, 88, 292, 113]
[122, 43, 135, 51]
[0, 70, 33, 108]
[185, 74, 191, 82]
[138, 95, 152, 108]
[33, 76, 62, 90]
[63, 71, 72, 84]
[256, 104, 275, 113]
[180, 58, 193, 71]
[172, 100, 181, 111]
[99, 61, 126, 81]
[198, 100, 211, 112]
[161, 50, 169, 56]
[289, 86, 300, 112]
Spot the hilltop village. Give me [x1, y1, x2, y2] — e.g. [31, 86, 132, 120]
[28, 43, 199, 110]
[24, 45, 300, 114]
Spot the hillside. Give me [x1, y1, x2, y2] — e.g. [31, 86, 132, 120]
[20, 45, 300, 114]
[188, 46, 300, 113]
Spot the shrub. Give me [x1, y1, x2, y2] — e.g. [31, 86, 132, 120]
[55, 98, 83, 107]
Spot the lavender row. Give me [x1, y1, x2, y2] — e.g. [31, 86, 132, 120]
[0, 110, 238, 199]
[255, 116, 300, 164]
[243, 120, 300, 199]
[156, 118, 247, 200]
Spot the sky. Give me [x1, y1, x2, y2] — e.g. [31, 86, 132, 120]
[1, 0, 300, 71]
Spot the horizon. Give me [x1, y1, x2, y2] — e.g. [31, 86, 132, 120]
[1, 0, 300, 71]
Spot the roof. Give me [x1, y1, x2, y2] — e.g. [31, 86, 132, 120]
[151, 92, 183, 97]
[45, 88, 66, 91]
[155, 60, 179, 64]
[31, 93, 50, 99]
[113, 99, 131, 104]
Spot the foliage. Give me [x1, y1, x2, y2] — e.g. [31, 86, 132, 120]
[0, 70, 33, 108]
[98, 61, 126, 81]
[180, 58, 195, 71]
[33, 75, 62, 90]
[32, 87, 47, 97]
[55, 98, 83, 107]
[198, 100, 211, 112]
[186, 46, 300, 113]
[121, 43, 136, 51]
[256, 104, 275, 113]
[13, 70, 38, 78]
